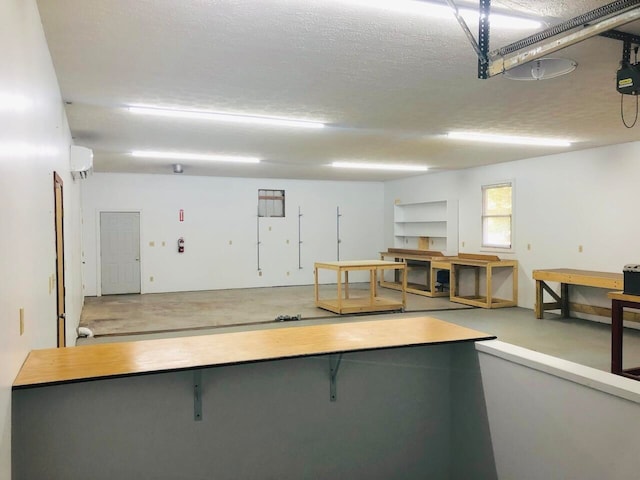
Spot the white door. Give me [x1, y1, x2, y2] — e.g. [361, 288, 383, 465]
[100, 212, 141, 295]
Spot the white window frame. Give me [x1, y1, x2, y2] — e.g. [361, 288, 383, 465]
[258, 189, 285, 218]
[481, 181, 514, 252]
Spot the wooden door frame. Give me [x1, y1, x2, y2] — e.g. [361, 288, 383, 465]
[54, 172, 65, 347]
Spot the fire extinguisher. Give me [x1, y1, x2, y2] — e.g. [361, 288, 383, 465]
[178, 237, 185, 253]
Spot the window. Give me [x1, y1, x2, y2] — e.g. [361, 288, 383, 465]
[258, 189, 285, 217]
[482, 182, 512, 249]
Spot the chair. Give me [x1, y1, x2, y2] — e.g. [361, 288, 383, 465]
[435, 270, 450, 292]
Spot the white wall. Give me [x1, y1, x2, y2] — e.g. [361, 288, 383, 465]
[477, 340, 640, 479]
[0, 1, 83, 478]
[384, 143, 640, 314]
[81, 173, 384, 295]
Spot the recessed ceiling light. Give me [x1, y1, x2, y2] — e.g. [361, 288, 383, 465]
[131, 151, 261, 164]
[345, 1, 542, 30]
[332, 161, 428, 172]
[127, 105, 325, 129]
[447, 132, 572, 147]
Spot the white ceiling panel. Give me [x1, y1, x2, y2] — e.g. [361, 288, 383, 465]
[36, 0, 640, 180]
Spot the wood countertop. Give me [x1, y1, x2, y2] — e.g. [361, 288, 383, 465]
[534, 268, 623, 289]
[14, 317, 494, 389]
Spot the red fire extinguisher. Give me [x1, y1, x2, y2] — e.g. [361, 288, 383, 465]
[178, 237, 185, 253]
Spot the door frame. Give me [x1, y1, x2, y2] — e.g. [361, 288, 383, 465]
[53, 172, 65, 347]
[95, 209, 144, 296]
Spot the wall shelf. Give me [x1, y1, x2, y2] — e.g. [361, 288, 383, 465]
[393, 200, 458, 255]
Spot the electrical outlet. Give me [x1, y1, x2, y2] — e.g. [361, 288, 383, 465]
[461, 241, 465, 247]
[162, 241, 166, 247]
[579, 245, 583, 253]
[150, 276, 154, 282]
[287, 271, 290, 276]
[149, 241, 155, 247]
[258, 270, 263, 277]
[527, 244, 531, 251]
[286, 239, 289, 244]
[229, 240, 232, 245]
[19, 308, 24, 335]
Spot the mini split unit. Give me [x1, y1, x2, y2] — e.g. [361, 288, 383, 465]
[70, 145, 93, 179]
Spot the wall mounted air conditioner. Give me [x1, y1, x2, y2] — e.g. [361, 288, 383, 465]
[70, 145, 93, 179]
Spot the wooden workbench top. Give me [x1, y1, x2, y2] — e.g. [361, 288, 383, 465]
[14, 317, 494, 389]
[534, 268, 623, 289]
[315, 260, 404, 268]
[451, 258, 517, 266]
[608, 291, 640, 302]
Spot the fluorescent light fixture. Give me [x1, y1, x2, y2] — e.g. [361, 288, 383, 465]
[345, 1, 542, 30]
[131, 151, 261, 164]
[447, 131, 572, 147]
[128, 105, 325, 129]
[332, 161, 428, 172]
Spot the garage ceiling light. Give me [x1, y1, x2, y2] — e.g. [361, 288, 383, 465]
[447, 131, 572, 147]
[128, 105, 325, 129]
[347, 1, 542, 30]
[332, 161, 428, 172]
[131, 151, 261, 163]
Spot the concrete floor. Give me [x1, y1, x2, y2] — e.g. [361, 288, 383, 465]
[79, 284, 470, 336]
[77, 287, 640, 374]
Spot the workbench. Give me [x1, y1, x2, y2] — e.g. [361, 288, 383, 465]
[449, 254, 518, 308]
[379, 248, 451, 297]
[314, 260, 407, 314]
[608, 291, 640, 381]
[533, 268, 623, 319]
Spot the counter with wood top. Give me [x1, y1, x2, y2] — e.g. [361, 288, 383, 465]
[12, 317, 496, 479]
[14, 316, 494, 388]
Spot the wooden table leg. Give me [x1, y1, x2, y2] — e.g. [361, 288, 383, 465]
[611, 299, 623, 374]
[474, 267, 480, 297]
[314, 267, 319, 304]
[370, 269, 376, 306]
[337, 269, 342, 312]
[486, 266, 493, 307]
[535, 280, 543, 319]
[451, 264, 458, 297]
[344, 270, 349, 299]
[373, 268, 378, 297]
[401, 264, 407, 310]
[561, 283, 569, 318]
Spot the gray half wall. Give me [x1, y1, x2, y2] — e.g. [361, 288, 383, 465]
[13, 344, 494, 480]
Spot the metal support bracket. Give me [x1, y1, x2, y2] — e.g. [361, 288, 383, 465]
[444, 0, 488, 69]
[298, 206, 303, 269]
[478, 0, 491, 79]
[336, 206, 342, 261]
[194, 370, 203, 421]
[256, 207, 262, 272]
[329, 354, 343, 402]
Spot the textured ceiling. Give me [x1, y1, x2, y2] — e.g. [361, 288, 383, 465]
[36, 0, 640, 181]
